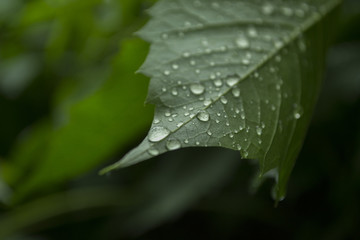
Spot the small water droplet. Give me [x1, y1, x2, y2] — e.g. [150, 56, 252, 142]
[190, 83, 205, 95]
[248, 27, 258, 37]
[294, 105, 304, 119]
[148, 148, 159, 156]
[232, 88, 240, 97]
[262, 4, 274, 15]
[226, 77, 240, 87]
[242, 59, 250, 65]
[172, 64, 179, 70]
[165, 112, 171, 117]
[282, 7, 293, 16]
[197, 110, 210, 122]
[236, 37, 250, 49]
[161, 33, 168, 40]
[148, 127, 170, 142]
[154, 119, 160, 124]
[274, 40, 284, 49]
[190, 60, 196, 66]
[183, 52, 190, 58]
[171, 88, 178, 96]
[256, 126, 262, 136]
[164, 70, 171, 76]
[166, 139, 181, 150]
[211, 2, 219, 8]
[220, 96, 228, 104]
[295, 9, 305, 18]
[204, 99, 212, 106]
[177, 122, 184, 127]
[213, 79, 223, 87]
[184, 139, 189, 144]
[207, 130, 212, 136]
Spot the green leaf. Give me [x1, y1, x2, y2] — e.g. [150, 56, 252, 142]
[8, 39, 153, 202]
[102, 0, 342, 200]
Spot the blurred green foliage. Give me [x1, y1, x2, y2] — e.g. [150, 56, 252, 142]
[0, 0, 359, 239]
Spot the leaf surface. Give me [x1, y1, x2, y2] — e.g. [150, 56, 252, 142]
[103, 0, 342, 199]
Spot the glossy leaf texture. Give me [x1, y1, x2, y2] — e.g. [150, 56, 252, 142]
[102, 0, 342, 200]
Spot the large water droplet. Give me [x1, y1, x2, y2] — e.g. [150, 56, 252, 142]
[148, 127, 170, 142]
[190, 83, 205, 95]
[197, 110, 210, 122]
[256, 126, 262, 136]
[166, 139, 181, 150]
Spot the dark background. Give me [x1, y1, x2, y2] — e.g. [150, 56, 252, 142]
[0, 0, 359, 239]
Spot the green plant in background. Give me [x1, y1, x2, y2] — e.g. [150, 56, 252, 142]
[0, 0, 359, 239]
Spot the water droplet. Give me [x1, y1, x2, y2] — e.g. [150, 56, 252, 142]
[248, 27, 258, 37]
[172, 64, 179, 70]
[202, 39, 209, 46]
[220, 96, 228, 104]
[294, 105, 304, 119]
[236, 37, 250, 49]
[177, 122, 184, 127]
[162, 87, 167, 92]
[242, 59, 250, 65]
[148, 148, 159, 156]
[232, 88, 240, 97]
[190, 83, 205, 95]
[166, 139, 181, 150]
[183, 52, 190, 58]
[165, 112, 171, 117]
[197, 110, 210, 122]
[262, 4, 274, 15]
[190, 60, 196, 66]
[282, 7, 293, 16]
[226, 77, 239, 87]
[210, 73, 216, 80]
[213, 79, 223, 87]
[211, 2, 219, 8]
[195, 69, 201, 74]
[207, 130, 212, 136]
[148, 127, 170, 142]
[256, 126, 262, 136]
[164, 70, 171, 76]
[295, 9, 305, 18]
[161, 33, 168, 40]
[204, 99, 212, 106]
[154, 119, 160, 124]
[274, 40, 284, 49]
[171, 88, 178, 96]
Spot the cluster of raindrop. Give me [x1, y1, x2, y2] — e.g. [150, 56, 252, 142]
[142, 0, 316, 159]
